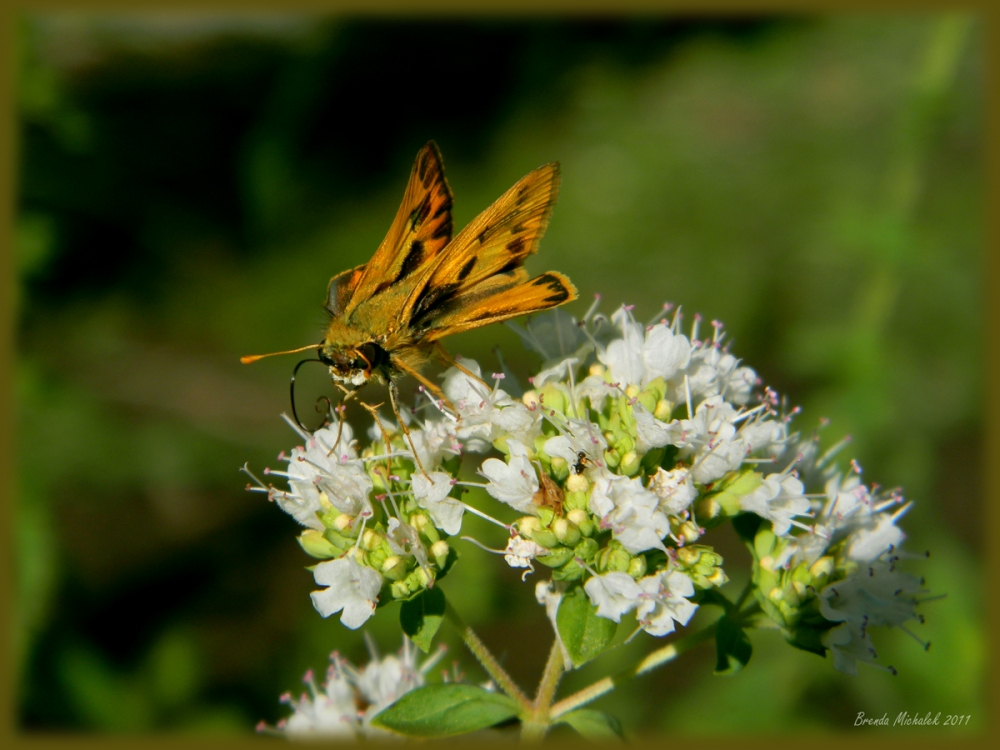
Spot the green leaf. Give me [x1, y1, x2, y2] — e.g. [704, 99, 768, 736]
[714, 614, 753, 675]
[370, 684, 518, 738]
[557, 586, 617, 668]
[559, 709, 625, 740]
[399, 587, 446, 653]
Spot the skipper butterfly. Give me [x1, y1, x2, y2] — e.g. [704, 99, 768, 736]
[242, 142, 577, 447]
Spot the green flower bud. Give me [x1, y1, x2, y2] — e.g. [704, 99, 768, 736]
[566, 508, 588, 528]
[430, 540, 450, 569]
[573, 537, 600, 562]
[538, 546, 575, 568]
[614, 432, 635, 456]
[552, 518, 581, 547]
[563, 489, 589, 513]
[381, 554, 409, 581]
[536, 507, 556, 527]
[332, 513, 354, 533]
[604, 448, 621, 470]
[359, 529, 380, 551]
[627, 555, 648, 579]
[598, 545, 632, 573]
[809, 556, 835, 586]
[654, 398, 673, 422]
[550, 456, 570, 482]
[636, 389, 657, 414]
[390, 580, 410, 599]
[322, 527, 355, 550]
[298, 529, 340, 559]
[619, 450, 641, 477]
[539, 384, 567, 415]
[367, 547, 389, 572]
[551, 556, 584, 581]
[518, 516, 541, 537]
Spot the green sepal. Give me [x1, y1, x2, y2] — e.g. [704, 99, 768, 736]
[369, 684, 518, 738]
[400, 586, 446, 653]
[556, 586, 617, 668]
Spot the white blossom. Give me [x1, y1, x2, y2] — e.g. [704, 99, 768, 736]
[636, 569, 698, 636]
[648, 467, 697, 515]
[739, 473, 811, 536]
[583, 571, 643, 623]
[589, 471, 669, 554]
[480, 439, 539, 513]
[411, 471, 464, 535]
[310, 556, 382, 629]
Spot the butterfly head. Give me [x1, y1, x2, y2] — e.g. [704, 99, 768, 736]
[319, 341, 389, 387]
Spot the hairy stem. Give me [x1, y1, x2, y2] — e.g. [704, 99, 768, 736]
[518, 637, 566, 740]
[444, 600, 532, 711]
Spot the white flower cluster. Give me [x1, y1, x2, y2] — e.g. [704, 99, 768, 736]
[247, 301, 926, 674]
[260, 637, 446, 739]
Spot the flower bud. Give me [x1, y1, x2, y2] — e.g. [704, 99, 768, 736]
[552, 556, 585, 582]
[410, 513, 430, 534]
[589, 363, 606, 378]
[809, 556, 835, 585]
[381, 555, 409, 581]
[522, 390, 540, 409]
[604, 448, 621, 470]
[552, 518, 581, 547]
[574, 537, 599, 561]
[563, 489, 589, 513]
[565, 473, 589, 493]
[361, 528, 382, 551]
[297, 529, 340, 559]
[618, 450, 641, 477]
[625, 384, 640, 399]
[598, 545, 632, 573]
[677, 520, 702, 545]
[654, 398, 673, 422]
[518, 516, 541, 537]
[566, 508, 588, 527]
[430, 540, 450, 569]
[538, 546, 575, 568]
[627, 555, 648, 579]
[333, 514, 354, 533]
[539, 384, 567, 415]
[367, 547, 389, 572]
[550, 456, 570, 482]
[390, 580, 410, 599]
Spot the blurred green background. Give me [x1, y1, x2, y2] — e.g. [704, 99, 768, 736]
[14, 13, 983, 735]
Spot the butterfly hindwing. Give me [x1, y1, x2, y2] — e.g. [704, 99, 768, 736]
[342, 142, 454, 318]
[422, 271, 577, 342]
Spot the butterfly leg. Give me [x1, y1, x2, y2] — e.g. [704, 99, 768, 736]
[391, 357, 458, 417]
[359, 399, 400, 488]
[387, 380, 429, 476]
[329, 383, 363, 456]
[433, 343, 491, 388]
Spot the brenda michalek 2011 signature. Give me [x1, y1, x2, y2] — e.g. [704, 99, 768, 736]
[855, 712, 972, 727]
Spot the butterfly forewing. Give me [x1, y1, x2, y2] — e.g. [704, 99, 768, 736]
[401, 163, 562, 331]
[341, 142, 454, 319]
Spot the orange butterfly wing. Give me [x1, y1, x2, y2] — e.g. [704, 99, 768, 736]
[335, 142, 454, 319]
[422, 271, 577, 342]
[401, 162, 567, 333]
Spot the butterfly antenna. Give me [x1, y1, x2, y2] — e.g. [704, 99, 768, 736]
[240, 343, 322, 365]
[289, 358, 327, 432]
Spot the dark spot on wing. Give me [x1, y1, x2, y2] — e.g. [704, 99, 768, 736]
[398, 239, 425, 279]
[476, 226, 491, 244]
[506, 236, 526, 256]
[457, 256, 477, 281]
[497, 258, 522, 276]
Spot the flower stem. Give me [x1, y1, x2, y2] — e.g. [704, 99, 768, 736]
[444, 600, 532, 711]
[549, 620, 718, 720]
[518, 637, 566, 740]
